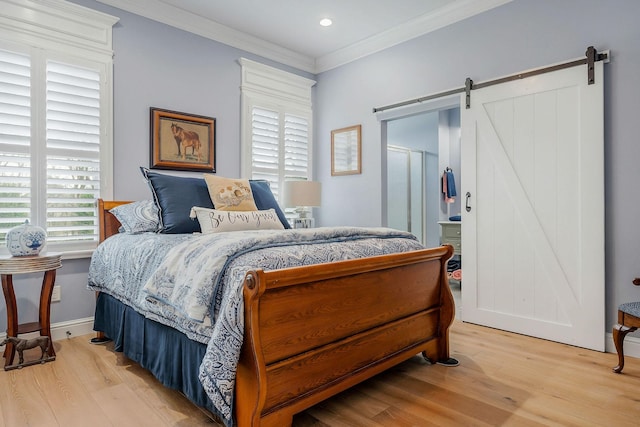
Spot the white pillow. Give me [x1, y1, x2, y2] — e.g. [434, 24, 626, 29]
[190, 206, 284, 233]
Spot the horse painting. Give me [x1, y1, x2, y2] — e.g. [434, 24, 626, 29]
[0, 336, 50, 365]
[170, 123, 202, 162]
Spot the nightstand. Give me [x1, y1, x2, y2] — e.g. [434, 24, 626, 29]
[292, 218, 315, 229]
[0, 252, 61, 370]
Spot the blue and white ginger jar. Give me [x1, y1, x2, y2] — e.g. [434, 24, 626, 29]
[6, 220, 47, 256]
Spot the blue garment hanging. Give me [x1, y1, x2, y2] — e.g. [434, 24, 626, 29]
[446, 169, 457, 198]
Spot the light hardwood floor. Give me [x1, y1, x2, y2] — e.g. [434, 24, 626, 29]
[0, 320, 638, 427]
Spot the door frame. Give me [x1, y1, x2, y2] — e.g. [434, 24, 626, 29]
[378, 94, 461, 228]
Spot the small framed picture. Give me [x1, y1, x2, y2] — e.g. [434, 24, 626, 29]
[150, 107, 215, 172]
[331, 124, 361, 176]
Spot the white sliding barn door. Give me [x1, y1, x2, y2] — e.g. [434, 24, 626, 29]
[460, 61, 604, 351]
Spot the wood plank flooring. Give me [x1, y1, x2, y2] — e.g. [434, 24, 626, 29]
[0, 321, 638, 426]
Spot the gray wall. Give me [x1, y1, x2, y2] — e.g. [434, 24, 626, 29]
[5, 0, 638, 339]
[387, 112, 439, 152]
[314, 0, 640, 333]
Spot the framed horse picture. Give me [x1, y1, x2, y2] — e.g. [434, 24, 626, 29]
[150, 107, 216, 172]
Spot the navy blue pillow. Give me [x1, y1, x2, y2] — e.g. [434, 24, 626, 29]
[140, 167, 213, 233]
[249, 180, 291, 229]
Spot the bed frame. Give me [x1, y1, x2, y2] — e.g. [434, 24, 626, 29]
[95, 199, 457, 426]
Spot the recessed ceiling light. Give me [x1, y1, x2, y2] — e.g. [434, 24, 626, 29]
[319, 18, 332, 27]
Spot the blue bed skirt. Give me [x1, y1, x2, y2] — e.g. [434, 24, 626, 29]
[93, 292, 218, 415]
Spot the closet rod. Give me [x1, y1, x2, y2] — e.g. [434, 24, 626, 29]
[372, 46, 608, 113]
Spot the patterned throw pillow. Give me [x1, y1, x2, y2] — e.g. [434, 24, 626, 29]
[190, 207, 284, 233]
[110, 200, 160, 233]
[203, 174, 258, 211]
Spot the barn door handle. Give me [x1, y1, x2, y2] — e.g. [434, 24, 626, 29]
[465, 192, 472, 212]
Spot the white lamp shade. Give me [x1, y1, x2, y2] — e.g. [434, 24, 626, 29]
[283, 181, 321, 207]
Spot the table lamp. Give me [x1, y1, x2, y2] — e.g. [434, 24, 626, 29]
[283, 180, 321, 221]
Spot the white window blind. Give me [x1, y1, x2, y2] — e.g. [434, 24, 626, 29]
[284, 114, 310, 179]
[45, 60, 101, 244]
[0, 50, 103, 250]
[251, 107, 310, 199]
[0, 1, 116, 256]
[0, 49, 31, 233]
[240, 58, 315, 202]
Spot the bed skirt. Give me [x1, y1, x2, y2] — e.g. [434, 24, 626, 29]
[93, 292, 217, 415]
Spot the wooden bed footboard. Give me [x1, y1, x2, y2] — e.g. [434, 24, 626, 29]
[237, 244, 455, 427]
[94, 199, 456, 426]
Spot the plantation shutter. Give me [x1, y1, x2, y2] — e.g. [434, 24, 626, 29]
[46, 60, 101, 243]
[0, 49, 32, 234]
[251, 107, 309, 199]
[0, 0, 116, 255]
[284, 114, 309, 181]
[240, 58, 315, 203]
[0, 50, 104, 250]
[251, 107, 280, 186]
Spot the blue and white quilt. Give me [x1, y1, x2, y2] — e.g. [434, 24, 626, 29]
[88, 226, 424, 426]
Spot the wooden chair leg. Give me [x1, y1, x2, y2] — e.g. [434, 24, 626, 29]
[613, 323, 637, 373]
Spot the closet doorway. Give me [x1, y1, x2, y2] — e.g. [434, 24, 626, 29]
[387, 145, 427, 244]
[384, 108, 460, 249]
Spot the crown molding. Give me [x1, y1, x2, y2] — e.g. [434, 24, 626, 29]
[315, 0, 512, 73]
[96, 0, 511, 74]
[96, 0, 316, 72]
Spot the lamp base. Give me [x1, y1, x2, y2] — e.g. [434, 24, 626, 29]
[295, 207, 312, 218]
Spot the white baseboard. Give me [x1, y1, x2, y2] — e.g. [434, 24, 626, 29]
[0, 317, 95, 342]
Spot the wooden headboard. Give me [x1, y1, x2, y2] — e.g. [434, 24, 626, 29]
[97, 199, 132, 243]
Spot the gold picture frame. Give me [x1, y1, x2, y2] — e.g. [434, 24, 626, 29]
[150, 107, 216, 172]
[331, 124, 361, 176]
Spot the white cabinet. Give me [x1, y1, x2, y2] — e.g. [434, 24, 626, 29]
[438, 221, 461, 255]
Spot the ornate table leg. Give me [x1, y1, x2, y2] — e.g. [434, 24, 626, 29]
[1, 273, 18, 366]
[39, 269, 57, 357]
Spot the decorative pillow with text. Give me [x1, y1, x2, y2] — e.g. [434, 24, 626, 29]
[190, 206, 284, 233]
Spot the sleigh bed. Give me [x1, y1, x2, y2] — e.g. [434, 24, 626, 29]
[90, 194, 456, 427]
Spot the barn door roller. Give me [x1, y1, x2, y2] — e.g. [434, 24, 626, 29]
[464, 46, 608, 109]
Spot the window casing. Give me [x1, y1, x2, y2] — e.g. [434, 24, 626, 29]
[240, 58, 315, 201]
[0, 2, 117, 256]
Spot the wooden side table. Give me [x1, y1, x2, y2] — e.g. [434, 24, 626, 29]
[0, 252, 61, 370]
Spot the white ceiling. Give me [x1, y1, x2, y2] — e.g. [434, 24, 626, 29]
[97, 0, 511, 73]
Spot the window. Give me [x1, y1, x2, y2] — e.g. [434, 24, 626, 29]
[240, 58, 315, 201]
[250, 107, 310, 197]
[0, 2, 117, 256]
